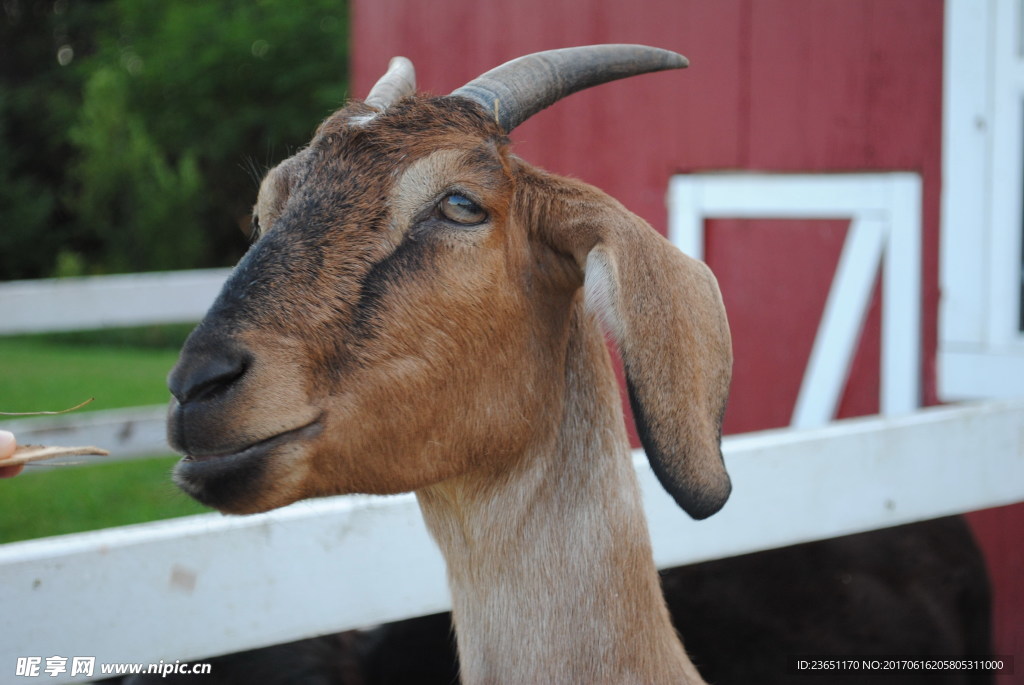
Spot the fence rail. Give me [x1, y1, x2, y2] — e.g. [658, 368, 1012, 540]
[0, 269, 229, 335]
[3, 399, 1024, 683]
[0, 406, 171, 467]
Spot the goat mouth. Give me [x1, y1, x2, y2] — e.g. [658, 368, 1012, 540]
[180, 418, 323, 463]
[173, 418, 323, 511]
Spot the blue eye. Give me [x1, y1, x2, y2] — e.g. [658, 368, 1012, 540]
[439, 193, 487, 225]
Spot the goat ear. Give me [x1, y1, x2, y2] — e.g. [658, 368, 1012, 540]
[542, 183, 733, 520]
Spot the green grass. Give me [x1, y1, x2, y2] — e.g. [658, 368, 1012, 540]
[0, 456, 209, 543]
[0, 326, 190, 414]
[0, 325, 214, 542]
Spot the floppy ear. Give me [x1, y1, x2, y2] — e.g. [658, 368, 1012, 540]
[538, 178, 733, 520]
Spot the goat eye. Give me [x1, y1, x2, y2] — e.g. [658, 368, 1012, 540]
[438, 194, 487, 225]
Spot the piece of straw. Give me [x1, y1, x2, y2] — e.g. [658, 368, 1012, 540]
[0, 444, 111, 468]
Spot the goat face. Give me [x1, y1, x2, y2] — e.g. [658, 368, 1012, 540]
[167, 46, 733, 519]
[168, 99, 549, 513]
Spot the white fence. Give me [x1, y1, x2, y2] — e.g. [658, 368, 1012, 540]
[0, 269, 231, 335]
[2, 272, 1024, 683]
[0, 406, 172, 467]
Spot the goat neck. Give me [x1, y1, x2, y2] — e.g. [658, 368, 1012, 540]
[417, 303, 706, 685]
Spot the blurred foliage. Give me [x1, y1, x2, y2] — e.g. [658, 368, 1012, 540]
[70, 66, 207, 272]
[0, 0, 349, 279]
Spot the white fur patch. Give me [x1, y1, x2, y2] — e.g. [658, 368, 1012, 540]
[348, 112, 379, 128]
[583, 249, 624, 341]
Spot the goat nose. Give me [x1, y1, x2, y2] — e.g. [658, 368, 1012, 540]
[169, 342, 249, 404]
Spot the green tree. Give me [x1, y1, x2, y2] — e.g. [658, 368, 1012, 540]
[2, 0, 349, 278]
[0, 92, 57, 279]
[69, 0, 349, 273]
[70, 67, 206, 272]
[0, 0, 102, 279]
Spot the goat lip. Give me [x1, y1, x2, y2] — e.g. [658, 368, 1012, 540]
[182, 419, 322, 462]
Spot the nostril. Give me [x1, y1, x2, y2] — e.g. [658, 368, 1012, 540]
[169, 345, 250, 404]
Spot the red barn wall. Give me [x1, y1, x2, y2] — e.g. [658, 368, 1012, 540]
[352, 0, 1023, 673]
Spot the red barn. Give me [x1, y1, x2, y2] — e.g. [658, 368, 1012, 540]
[353, 0, 1024, 672]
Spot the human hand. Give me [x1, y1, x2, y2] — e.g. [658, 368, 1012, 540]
[0, 430, 23, 478]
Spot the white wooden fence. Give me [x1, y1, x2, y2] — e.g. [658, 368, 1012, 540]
[0, 269, 231, 335]
[2, 272, 1023, 683]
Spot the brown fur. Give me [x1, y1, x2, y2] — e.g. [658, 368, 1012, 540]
[168, 85, 731, 684]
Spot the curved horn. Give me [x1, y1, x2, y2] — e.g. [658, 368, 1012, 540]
[365, 56, 417, 111]
[451, 44, 687, 133]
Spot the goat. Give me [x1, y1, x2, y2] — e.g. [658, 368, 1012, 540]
[167, 45, 732, 684]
